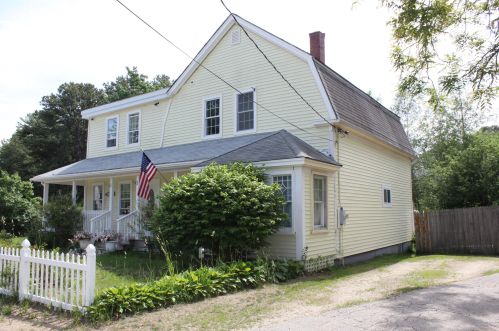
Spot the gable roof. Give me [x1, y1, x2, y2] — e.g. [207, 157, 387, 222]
[80, 14, 412, 156]
[314, 60, 414, 155]
[31, 130, 337, 182]
[197, 130, 338, 167]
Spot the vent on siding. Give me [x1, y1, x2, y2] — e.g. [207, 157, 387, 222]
[231, 29, 241, 45]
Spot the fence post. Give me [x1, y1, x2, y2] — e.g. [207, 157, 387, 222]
[85, 244, 96, 306]
[18, 239, 30, 301]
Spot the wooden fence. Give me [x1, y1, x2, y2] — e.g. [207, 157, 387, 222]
[415, 206, 499, 255]
[0, 239, 96, 311]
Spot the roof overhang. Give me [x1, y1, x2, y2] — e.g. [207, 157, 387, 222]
[31, 160, 200, 183]
[81, 14, 337, 121]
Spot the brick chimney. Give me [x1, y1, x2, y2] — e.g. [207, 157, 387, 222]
[309, 31, 325, 63]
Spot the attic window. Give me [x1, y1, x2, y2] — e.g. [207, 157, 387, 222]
[231, 29, 240, 45]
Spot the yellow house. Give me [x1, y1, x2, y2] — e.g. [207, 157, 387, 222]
[32, 15, 414, 268]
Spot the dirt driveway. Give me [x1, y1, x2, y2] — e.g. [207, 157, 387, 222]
[1, 254, 499, 330]
[251, 273, 499, 330]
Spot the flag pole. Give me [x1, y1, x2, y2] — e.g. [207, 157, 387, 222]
[139, 147, 170, 183]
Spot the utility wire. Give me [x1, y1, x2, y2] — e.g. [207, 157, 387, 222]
[114, 0, 332, 142]
[220, 0, 334, 127]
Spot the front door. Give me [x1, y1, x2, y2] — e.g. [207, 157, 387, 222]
[148, 178, 160, 206]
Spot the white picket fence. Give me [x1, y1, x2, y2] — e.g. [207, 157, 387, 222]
[0, 239, 96, 311]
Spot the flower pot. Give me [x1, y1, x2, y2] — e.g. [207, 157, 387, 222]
[105, 241, 118, 252]
[79, 239, 92, 250]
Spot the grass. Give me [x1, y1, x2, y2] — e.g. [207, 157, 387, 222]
[483, 269, 499, 276]
[95, 251, 168, 294]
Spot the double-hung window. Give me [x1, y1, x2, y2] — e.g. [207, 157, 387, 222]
[236, 91, 254, 132]
[119, 183, 131, 215]
[313, 175, 327, 228]
[92, 184, 103, 211]
[204, 98, 220, 136]
[106, 117, 118, 148]
[127, 112, 140, 145]
[273, 175, 292, 228]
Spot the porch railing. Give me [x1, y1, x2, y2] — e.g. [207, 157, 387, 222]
[82, 210, 106, 233]
[117, 210, 144, 241]
[89, 210, 112, 237]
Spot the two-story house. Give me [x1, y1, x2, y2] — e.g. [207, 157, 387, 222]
[32, 14, 414, 267]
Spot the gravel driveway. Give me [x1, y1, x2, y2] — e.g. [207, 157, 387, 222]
[252, 273, 499, 331]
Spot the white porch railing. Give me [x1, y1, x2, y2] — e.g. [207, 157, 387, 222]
[0, 240, 96, 312]
[117, 209, 144, 241]
[83, 210, 106, 233]
[89, 210, 112, 237]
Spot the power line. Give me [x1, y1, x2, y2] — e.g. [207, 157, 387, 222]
[220, 0, 334, 127]
[113, 0, 332, 142]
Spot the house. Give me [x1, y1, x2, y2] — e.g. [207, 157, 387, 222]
[32, 14, 414, 268]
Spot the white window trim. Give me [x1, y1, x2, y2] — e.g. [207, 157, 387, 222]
[269, 172, 294, 233]
[234, 88, 257, 135]
[126, 110, 141, 147]
[312, 172, 328, 231]
[201, 96, 222, 139]
[105, 115, 119, 150]
[382, 184, 392, 208]
[91, 183, 104, 211]
[119, 181, 132, 215]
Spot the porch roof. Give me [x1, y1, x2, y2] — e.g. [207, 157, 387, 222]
[31, 130, 339, 182]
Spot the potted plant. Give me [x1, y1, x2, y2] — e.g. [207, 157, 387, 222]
[96, 232, 119, 252]
[72, 232, 93, 249]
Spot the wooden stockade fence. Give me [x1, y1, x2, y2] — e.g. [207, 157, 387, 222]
[0, 240, 96, 311]
[415, 206, 499, 255]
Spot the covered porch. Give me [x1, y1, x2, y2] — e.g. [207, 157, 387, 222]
[40, 168, 190, 243]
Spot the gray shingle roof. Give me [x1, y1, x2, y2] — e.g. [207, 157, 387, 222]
[314, 59, 414, 155]
[197, 130, 339, 167]
[33, 130, 337, 180]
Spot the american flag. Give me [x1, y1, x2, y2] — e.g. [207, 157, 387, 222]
[138, 152, 157, 199]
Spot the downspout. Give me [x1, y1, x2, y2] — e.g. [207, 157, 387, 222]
[335, 127, 344, 264]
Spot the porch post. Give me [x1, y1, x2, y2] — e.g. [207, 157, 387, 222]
[42, 182, 49, 206]
[83, 184, 86, 210]
[173, 170, 178, 178]
[71, 180, 77, 205]
[136, 175, 140, 211]
[109, 177, 114, 212]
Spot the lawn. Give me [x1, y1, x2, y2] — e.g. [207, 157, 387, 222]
[95, 251, 167, 294]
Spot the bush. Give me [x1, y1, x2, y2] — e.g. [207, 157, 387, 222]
[88, 259, 303, 321]
[44, 193, 82, 248]
[149, 163, 286, 260]
[0, 170, 42, 236]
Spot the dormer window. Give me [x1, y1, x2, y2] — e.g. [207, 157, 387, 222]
[236, 91, 255, 132]
[127, 112, 140, 145]
[106, 116, 118, 148]
[204, 98, 221, 137]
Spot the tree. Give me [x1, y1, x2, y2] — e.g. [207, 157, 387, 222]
[0, 67, 171, 182]
[0, 170, 42, 235]
[382, 0, 498, 108]
[149, 163, 286, 261]
[104, 67, 171, 103]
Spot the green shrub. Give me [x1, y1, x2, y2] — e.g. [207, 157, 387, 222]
[44, 193, 82, 248]
[88, 259, 303, 321]
[0, 170, 42, 236]
[149, 163, 286, 261]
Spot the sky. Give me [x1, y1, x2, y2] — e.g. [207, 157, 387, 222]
[0, 0, 408, 141]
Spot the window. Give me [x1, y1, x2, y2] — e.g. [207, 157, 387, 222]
[106, 117, 118, 148]
[92, 184, 103, 211]
[204, 98, 220, 136]
[127, 112, 140, 145]
[383, 186, 392, 207]
[313, 175, 327, 228]
[273, 175, 292, 228]
[237, 91, 254, 131]
[119, 183, 131, 215]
